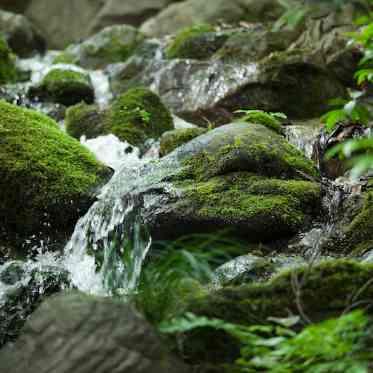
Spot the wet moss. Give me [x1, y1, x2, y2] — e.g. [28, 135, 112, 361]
[0, 100, 110, 242]
[29, 68, 94, 106]
[178, 129, 319, 182]
[182, 260, 373, 364]
[65, 102, 106, 139]
[0, 35, 17, 84]
[175, 173, 320, 238]
[166, 24, 226, 60]
[160, 127, 208, 156]
[344, 192, 373, 255]
[106, 87, 173, 147]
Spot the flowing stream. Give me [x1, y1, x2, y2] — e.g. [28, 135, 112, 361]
[0, 53, 366, 302]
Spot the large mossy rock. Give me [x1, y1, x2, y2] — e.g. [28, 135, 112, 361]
[140, 0, 283, 37]
[29, 67, 94, 106]
[181, 260, 373, 365]
[0, 9, 45, 57]
[0, 261, 69, 348]
[0, 35, 17, 85]
[53, 25, 145, 69]
[0, 291, 188, 373]
[149, 122, 320, 241]
[0, 100, 111, 247]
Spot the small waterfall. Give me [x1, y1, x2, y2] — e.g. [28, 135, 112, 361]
[62, 154, 181, 295]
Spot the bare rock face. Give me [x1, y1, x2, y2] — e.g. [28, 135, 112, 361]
[0, 291, 189, 373]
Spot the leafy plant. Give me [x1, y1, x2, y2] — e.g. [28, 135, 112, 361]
[321, 94, 371, 133]
[323, 6, 373, 176]
[235, 109, 287, 133]
[161, 310, 372, 372]
[133, 233, 246, 325]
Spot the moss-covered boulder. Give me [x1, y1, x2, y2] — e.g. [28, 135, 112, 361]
[0, 100, 112, 247]
[150, 122, 320, 241]
[0, 35, 17, 85]
[181, 260, 373, 365]
[166, 24, 230, 60]
[29, 67, 94, 106]
[160, 127, 208, 156]
[105, 87, 174, 147]
[65, 102, 106, 140]
[53, 25, 145, 69]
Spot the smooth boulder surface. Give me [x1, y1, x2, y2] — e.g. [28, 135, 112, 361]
[0, 100, 111, 247]
[140, 0, 283, 37]
[0, 291, 188, 373]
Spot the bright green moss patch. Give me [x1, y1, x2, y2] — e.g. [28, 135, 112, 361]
[52, 52, 77, 65]
[175, 173, 320, 239]
[106, 87, 173, 146]
[177, 124, 318, 182]
[0, 100, 110, 242]
[0, 35, 17, 84]
[65, 102, 106, 139]
[166, 24, 229, 60]
[29, 68, 94, 106]
[160, 127, 208, 156]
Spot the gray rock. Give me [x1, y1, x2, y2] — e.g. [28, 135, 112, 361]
[0, 291, 188, 373]
[0, 262, 69, 347]
[0, 9, 45, 57]
[140, 0, 283, 37]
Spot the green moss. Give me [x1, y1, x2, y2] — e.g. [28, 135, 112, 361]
[160, 127, 208, 156]
[30, 68, 94, 106]
[0, 35, 17, 84]
[106, 87, 173, 146]
[177, 127, 318, 182]
[52, 52, 77, 65]
[166, 24, 226, 60]
[344, 192, 373, 254]
[65, 102, 105, 139]
[175, 173, 320, 238]
[0, 100, 110, 240]
[182, 260, 373, 363]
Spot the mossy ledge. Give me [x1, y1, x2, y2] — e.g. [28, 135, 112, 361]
[0, 100, 111, 247]
[180, 260, 373, 365]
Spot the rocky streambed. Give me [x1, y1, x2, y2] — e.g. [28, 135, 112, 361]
[0, 1, 373, 372]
